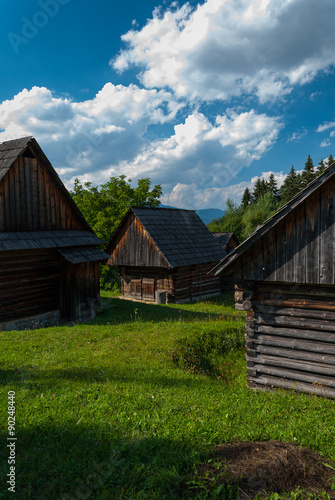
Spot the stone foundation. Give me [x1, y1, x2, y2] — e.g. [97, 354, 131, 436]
[0, 310, 61, 332]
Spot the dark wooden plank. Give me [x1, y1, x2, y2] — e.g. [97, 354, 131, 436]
[37, 160, 46, 230]
[294, 201, 306, 283]
[275, 219, 286, 281]
[24, 157, 33, 230]
[256, 324, 335, 343]
[285, 210, 295, 282]
[305, 189, 320, 284]
[320, 178, 335, 285]
[263, 228, 276, 281]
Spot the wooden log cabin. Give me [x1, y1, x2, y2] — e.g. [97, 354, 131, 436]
[0, 137, 109, 329]
[105, 207, 226, 303]
[211, 161, 335, 399]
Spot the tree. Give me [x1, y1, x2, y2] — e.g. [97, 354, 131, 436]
[328, 154, 335, 167]
[267, 173, 279, 197]
[280, 166, 301, 205]
[317, 159, 326, 175]
[208, 198, 244, 241]
[241, 192, 280, 240]
[241, 187, 252, 208]
[71, 175, 162, 242]
[71, 175, 162, 290]
[301, 155, 316, 188]
[252, 178, 268, 203]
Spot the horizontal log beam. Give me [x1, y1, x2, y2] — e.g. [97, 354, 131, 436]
[254, 312, 335, 332]
[247, 353, 335, 377]
[248, 375, 335, 399]
[255, 344, 335, 365]
[253, 334, 335, 355]
[255, 304, 335, 321]
[249, 364, 335, 388]
[255, 324, 335, 343]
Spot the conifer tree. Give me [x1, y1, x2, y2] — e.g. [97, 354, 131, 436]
[267, 173, 279, 197]
[301, 155, 316, 188]
[280, 166, 301, 205]
[328, 154, 335, 167]
[317, 159, 326, 175]
[241, 187, 252, 208]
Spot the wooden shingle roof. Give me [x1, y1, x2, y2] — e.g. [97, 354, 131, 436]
[0, 137, 33, 179]
[108, 207, 226, 267]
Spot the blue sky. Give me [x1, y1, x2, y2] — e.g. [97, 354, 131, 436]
[1, 0, 334, 209]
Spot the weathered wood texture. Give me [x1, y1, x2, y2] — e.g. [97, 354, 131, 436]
[173, 262, 221, 303]
[119, 262, 221, 303]
[229, 177, 335, 285]
[108, 212, 168, 268]
[120, 266, 173, 302]
[60, 260, 100, 322]
[0, 157, 85, 232]
[240, 282, 335, 399]
[0, 249, 60, 323]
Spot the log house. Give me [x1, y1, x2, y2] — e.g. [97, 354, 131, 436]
[105, 207, 226, 303]
[0, 137, 109, 328]
[211, 162, 335, 398]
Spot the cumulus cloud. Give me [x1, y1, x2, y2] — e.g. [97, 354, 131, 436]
[0, 85, 183, 180]
[161, 169, 287, 209]
[112, 0, 335, 103]
[0, 86, 282, 201]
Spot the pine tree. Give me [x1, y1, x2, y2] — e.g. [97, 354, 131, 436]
[317, 159, 326, 175]
[252, 178, 268, 202]
[328, 154, 335, 167]
[241, 187, 252, 208]
[280, 166, 301, 205]
[267, 173, 279, 197]
[301, 155, 316, 188]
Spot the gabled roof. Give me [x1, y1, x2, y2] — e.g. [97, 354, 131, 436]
[0, 136, 33, 178]
[212, 232, 239, 249]
[0, 137, 93, 232]
[211, 161, 335, 276]
[107, 207, 226, 268]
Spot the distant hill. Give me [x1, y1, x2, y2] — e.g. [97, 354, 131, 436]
[196, 208, 225, 225]
[160, 205, 225, 225]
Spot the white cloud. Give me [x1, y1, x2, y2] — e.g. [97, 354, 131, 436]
[161, 170, 287, 209]
[112, 0, 335, 103]
[317, 121, 335, 133]
[321, 139, 331, 148]
[0, 85, 183, 179]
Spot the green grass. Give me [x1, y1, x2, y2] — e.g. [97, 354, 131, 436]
[0, 293, 334, 499]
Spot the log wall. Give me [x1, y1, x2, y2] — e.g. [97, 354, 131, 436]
[173, 262, 221, 303]
[236, 281, 335, 399]
[0, 249, 60, 323]
[119, 266, 173, 303]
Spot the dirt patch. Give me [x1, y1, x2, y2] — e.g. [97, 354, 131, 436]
[186, 441, 335, 498]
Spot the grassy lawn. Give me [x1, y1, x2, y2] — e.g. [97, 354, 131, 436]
[0, 293, 334, 499]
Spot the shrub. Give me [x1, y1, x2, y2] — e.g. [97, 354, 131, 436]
[171, 325, 245, 379]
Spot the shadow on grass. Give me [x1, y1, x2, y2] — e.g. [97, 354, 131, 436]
[0, 424, 204, 499]
[0, 363, 227, 390]
[89, 294, 239, 327]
